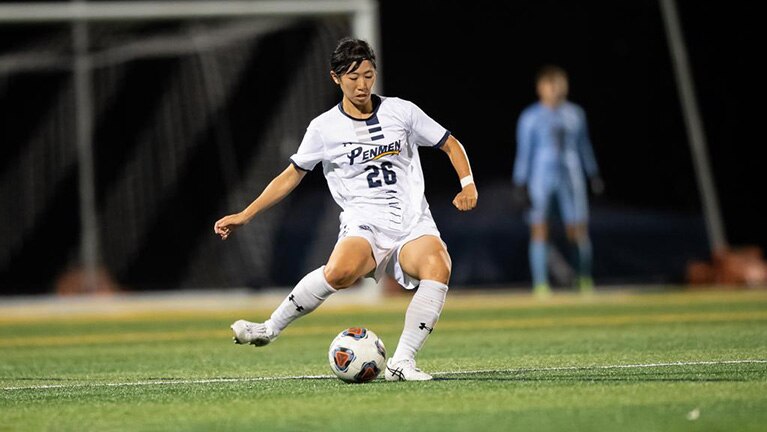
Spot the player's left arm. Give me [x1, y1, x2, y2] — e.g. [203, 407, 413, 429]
[576, 110, 604, 195]
[440, 135, 478, 211]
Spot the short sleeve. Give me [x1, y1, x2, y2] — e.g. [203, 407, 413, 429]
[289, 126, 325, 171]
[408, 101, 450, 148]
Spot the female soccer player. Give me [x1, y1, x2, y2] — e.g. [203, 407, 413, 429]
[213, 37, 478, 381]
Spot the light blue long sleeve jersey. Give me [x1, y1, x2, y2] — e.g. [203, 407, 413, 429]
[512, 101, 599, 224]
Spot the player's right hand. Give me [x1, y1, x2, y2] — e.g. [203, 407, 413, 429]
[214, 213, 247, 240]
[511, 184, 532, 211]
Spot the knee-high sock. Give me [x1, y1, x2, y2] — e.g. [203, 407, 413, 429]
[265, 266, 336, 336]
[530, 239, 548, 286]
[571, 237, 592, 278]
[391, 280, 448, 363]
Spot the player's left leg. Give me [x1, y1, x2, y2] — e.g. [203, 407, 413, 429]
[559, 178, 593, 294]
[566, 223, 593, 294]
[386, 235, 451, 381]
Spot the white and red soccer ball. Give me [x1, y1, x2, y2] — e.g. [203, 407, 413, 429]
[328, 327, 386, 383]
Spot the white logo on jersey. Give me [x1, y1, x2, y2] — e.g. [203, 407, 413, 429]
[345, 140, 402, 165]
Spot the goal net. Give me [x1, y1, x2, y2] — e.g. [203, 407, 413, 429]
[0, 1, 378, 293]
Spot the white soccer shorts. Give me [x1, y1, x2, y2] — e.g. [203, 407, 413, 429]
[336, 212, 445, 290]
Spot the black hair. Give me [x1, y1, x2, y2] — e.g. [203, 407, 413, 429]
[330, 37, 377, 76]
[536, 64, 568, 83]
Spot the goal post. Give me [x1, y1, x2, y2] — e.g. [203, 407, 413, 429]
[0, 1, 382, 294]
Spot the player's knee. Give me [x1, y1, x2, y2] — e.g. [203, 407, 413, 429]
[566, 224, 587, 241]
[323, 264, 360, 290]
[531, 223, 548, 240]
[420, 252, 451, 284]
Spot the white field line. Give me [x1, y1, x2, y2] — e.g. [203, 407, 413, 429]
[3, 359, 765, 391]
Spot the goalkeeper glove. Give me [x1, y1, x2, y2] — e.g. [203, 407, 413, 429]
[589, 176, 605, 196]
[511, 184, 532, 211]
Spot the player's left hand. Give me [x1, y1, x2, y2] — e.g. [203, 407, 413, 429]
[453, 184, 478, 211]
[589, 176, 605, 196]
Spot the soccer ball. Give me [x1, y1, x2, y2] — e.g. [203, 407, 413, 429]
[328, 327, 386, 383]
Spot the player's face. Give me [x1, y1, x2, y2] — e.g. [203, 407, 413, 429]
[537, 75, 568, 106]
[333, 60, 377, 107]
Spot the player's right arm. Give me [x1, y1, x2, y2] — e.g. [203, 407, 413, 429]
[213, 165, 305, 240]
[512, 109, 535, 187]
[510, 110, 535, 210]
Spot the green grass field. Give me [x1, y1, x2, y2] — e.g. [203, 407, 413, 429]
[2, 288, 767, 431]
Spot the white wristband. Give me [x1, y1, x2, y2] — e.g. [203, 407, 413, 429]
[460, 175, 474, 188]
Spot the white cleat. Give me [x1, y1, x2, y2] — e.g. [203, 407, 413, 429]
[385, 358, 433, 382]
[230, 320, 275, 347]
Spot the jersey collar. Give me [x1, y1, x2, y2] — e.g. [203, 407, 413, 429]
[337, 94, 383, 121]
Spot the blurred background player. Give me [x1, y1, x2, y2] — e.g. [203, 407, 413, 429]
[214, 37, 478, 381]
[511, 65, 603, 297]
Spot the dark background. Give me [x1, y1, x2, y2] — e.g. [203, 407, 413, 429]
[376, 0, 762, 243]
[0, 0, 763, 293]
[386, 0, 766, 284]
[285, 0, 764, 288]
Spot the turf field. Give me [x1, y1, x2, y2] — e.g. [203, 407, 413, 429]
[1, 288, 766, 431]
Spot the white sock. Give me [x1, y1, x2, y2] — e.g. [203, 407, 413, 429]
[265, 266, 336, 336]
[391, 280, 448, 363]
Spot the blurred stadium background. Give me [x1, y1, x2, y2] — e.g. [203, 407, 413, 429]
[1, 0, 765, 297]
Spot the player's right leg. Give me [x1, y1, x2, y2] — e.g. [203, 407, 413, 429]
[231, 237, 376, 346]
[528, 179, 553, 298]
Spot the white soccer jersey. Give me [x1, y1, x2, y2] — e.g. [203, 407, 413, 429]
[290, 95, 450, 235]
